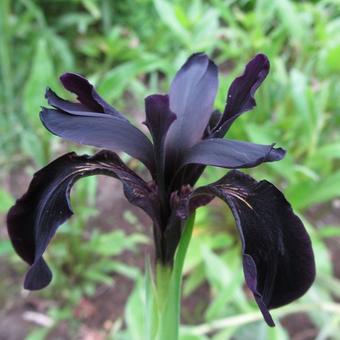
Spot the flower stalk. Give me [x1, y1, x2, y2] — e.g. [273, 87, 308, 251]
[150, 213, 196, 340]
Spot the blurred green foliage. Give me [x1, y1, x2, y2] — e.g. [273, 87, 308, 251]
[0, 0, 339, 339]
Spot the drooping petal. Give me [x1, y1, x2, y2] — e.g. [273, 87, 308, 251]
[214, 54, 270, 137]
[144, 94, 176, 169]
[40, 108, 155, 172]
[166, 53, 218, 160]
[193, 170, 315, 326]
[60, 73, 123, 117]
[181, 138, 285, 169]
[7, 151, 158, 290]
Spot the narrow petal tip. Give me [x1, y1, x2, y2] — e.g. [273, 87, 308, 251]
[45, 87, 51, 98]
[185, 52, 208, 64]
[39, 107, 50, 128]
[59, 72, 82, 86]
[59, 73, 85, 96]
[59, 72, 90, 96]
[24, 258, 52, 291]
[243, 254, 275, 327]
[145, 94, 176, 115]
[145, 93, 169, 110]
[267, 145, 286, 162]
[253, 53, 270, 67]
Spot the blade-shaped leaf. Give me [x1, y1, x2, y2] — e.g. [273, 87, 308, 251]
[193, 170, 315, 326]
[7, 150, 157, 290]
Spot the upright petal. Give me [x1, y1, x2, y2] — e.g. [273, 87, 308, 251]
[194, 171, 315, 326]
[40, 108, 155, 173]
[181, 138, 285, 169]
[60, 73, 124, 117]
[7, 151, 158, 290]
[166, 53, 218, 161]
[214, 54, 270, 137]
[144, 95, 177, 148]
[144, 94, 176, 168]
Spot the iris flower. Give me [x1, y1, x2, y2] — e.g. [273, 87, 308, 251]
[7, 53, 315, 326]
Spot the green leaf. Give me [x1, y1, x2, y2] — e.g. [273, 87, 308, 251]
[287, 172, 340, 209]
[106, 261, 140, 280]
[83, 270, 113, 285]
[26, 327, 50, 340]
[309, 143, 340, 161]
[0, 189, 14, 213]
[23, 38, 55, 129]
[317, 225, 340, 238]
[202, 247, 231, 288]
[0, 239, 12, 257]
[20, 130, 47, 166]
[325, 45, 340, 72]
[153, 0, 190, 43]
[179, 333, 208, 340]
[98, 58, 166, 102]
[302, 218, 332, 276]
[144, 258, 159, 340]
[126, 278, 146, 340]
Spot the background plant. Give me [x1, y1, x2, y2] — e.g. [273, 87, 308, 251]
[0, 0, 339, 339]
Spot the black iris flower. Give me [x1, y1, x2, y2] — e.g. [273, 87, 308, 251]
[7, 53, 315, 326]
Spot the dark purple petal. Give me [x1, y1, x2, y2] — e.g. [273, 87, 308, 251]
[45, 88, 124, 119]
[46, 88, 91, 115]
[60, 73, 123, 117]
[181, 138, 285, 169]
[194, 170, 315, 326]
[144, 94, 177, 148]
[178, 112, 217, 186]
[40, 108, 155, 172]
[144, 94, 176, 168]
[206, 110, 222, 136]
[166, 53, 218, 159]
[7, 151, 158, 290]
[171, 186, 213, 220]
[214, 54, 270, 137]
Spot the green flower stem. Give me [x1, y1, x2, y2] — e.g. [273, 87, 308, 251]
[153, 213, 196, 340]
[156, 263, 172, 311]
